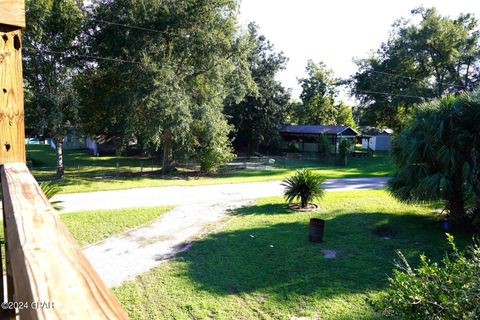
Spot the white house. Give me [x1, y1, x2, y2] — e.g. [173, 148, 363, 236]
[361, 128, 393, 151]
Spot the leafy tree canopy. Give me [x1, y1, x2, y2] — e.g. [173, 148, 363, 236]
[225, 23, 290, 153]
[81, 0, 254, 172]
[352, 7, 480, 131]
[24, 0, 86, 177]
[293, 61, 355, 127]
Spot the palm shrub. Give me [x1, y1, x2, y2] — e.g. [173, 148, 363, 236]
[376, 234, 480, 319]
[388, 91, 480, 227]
[282, 169, 326, 208]
[40, 181, 63, 211]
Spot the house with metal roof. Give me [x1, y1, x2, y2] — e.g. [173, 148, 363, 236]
[278, 125, 358, 153]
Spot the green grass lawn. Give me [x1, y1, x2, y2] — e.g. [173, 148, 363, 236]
[112, 190, 472, 320]
[61, 206, 173, 247]
[27, 145, 393, 194]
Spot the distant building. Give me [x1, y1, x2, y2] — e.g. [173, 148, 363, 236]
[49, 132, 134, 155]
[360, 127, 393, 151]
[279, 125, 358, 153]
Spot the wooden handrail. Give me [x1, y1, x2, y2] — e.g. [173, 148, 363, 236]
[1, 163, 128, 319]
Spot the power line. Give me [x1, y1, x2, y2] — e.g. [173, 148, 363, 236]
[367, 69, 467, 90]
[91, 18, 164, 34]
[23, 47, 145, 65]
[355, 89, 428, 100]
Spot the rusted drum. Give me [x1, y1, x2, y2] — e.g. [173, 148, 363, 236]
[309, 218, 325, 243]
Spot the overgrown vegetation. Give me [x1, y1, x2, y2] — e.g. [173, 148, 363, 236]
[377, 234, 480, 320]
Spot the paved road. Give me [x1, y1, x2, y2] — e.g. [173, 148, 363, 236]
[54, 177, 388, 287]
[55, 177, 389, 213]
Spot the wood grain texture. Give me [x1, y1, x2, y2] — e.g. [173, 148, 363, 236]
[1, 163, 128, 319]
[0, 25, 25, 164]
[0, 0, 25, 28]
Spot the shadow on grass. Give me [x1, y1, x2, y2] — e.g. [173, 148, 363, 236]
[178, 209, 472, 301]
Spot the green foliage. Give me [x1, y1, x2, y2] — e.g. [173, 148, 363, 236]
[338, 139, 352, 157]
[352, 7, 480, 131]
[293, 61, 355, 127]
[39, 181, 63, 211]
[316, 134, 331, 155]
[282, 169, 326, 208]
[225, 23, 290, 153]
[24, 0, 86, 177]
[82, 0, 254, 172]
[377, 234, 480, 320]
[287, 141, 300, 152]
[388, 91, 480, 226]
[192, 107, 235, 173]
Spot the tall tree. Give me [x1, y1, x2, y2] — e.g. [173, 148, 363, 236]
[23, 0, 86, 177]
[82, 0, 253, 173]
[295, 61, 355, 127]
[225, 23, 290, 153]
[352, 7, 480, 131]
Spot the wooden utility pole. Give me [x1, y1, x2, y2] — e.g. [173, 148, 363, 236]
[0, 0, 26, 165]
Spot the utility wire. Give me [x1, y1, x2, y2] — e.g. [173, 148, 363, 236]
[366, 69, 468, 91]
[23, 47, 145, 65]
[355, 89, 428, 100]
[91, 18, 164, 34]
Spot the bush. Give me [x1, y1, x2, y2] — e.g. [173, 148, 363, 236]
[337, 139, 352, 166]
[288, 141, 300, 152]
[316, 134, 331, 155]
[282, 169, 325, 208]
[376, 234, 480, 320]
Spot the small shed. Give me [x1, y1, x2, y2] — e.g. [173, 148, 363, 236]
[279, 125, 358, 154]
[360, 127, 393, 151]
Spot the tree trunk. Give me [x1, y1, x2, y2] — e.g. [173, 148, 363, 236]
[446, 178, 466, 224]
[161, 131, 175, 174]
[54, 137, 65, 178]
[301, 196, 308, 208]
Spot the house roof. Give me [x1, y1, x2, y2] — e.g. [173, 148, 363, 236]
[360, 126, 393, 136]
[279, 125, 358, 136]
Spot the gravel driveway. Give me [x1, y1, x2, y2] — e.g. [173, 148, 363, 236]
[54, 177, 388, 287]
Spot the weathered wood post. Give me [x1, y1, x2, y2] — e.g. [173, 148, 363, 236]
[0, 2, 26, 318]
[0, 0, 26, 165]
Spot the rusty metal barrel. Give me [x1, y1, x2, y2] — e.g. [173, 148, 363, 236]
[309, 218, 325, 242]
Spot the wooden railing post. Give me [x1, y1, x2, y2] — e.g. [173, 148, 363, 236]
[0, 0, 26, 165]
[1, 2, 26, 319]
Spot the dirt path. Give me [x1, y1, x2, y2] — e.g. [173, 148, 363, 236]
[55, 177, 388, 287]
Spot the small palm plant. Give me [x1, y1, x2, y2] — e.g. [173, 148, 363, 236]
[40, 181, 63, 211]
[282, 169, 326, 208]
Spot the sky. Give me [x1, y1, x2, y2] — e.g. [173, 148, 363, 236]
[238, 0, 480, 102]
